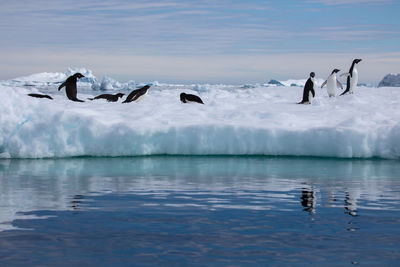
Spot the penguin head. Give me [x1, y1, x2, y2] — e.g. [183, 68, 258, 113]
[73, 73, 85, 79]
[180, 93, 187, 103]
[310, 72, 315, 78]
[353, 59, 362, 64]
[116, 93, 125, 99]
[331, 69, 340, 75]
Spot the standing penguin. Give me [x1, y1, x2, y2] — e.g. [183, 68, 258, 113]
[340, 59, 362, 96]
[298, 72, 316, 104]
[58, 73, 85, 102]
[321, 69, 342, 97]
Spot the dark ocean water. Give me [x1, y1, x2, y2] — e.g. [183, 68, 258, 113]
[0, 156, 399, 266]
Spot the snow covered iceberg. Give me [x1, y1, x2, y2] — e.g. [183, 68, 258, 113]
[1, 78, 399, 159]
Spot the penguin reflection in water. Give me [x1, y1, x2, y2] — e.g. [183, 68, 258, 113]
[180, 93, 204, 104]
[321, 69, 342, 97]
[298, 72, 316, 104]
[301, 187, 316, 213]
[58, 73, 85, 102]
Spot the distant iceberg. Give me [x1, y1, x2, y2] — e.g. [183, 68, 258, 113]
[3, 68, 330, 91]
[3, 68, 142, 91]
[267, 79, 284, 86]
[266, 78, 325, 87]
[378, 74, 400, 87]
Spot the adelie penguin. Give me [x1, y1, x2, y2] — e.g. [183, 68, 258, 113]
[298, 72, 316, 104]
[180, 93, 204, 104]
[340, 59, 362, 96]
[321, 69, 342, 97]
[88, 93, 125, 102]
[58, 73, 85, 102]
[122, 85, 151, 103]
[27, 93, 53, 100]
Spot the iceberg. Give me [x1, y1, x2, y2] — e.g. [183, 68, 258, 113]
[267, 79, 284, 86]
[3, 68, 142, 92]
[378, 73, 400, 87]
[1, 73, 399, 159]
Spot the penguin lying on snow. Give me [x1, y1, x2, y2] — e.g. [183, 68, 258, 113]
[180, 93, 204, 104]
[88, 93, 125, 102]
[27, 93, 53, 100]
[340, 59, 362, 96]
[321, 69, 342, 97]
[122, 85, 151, 103]
[298, 72, 316, 104]
[58, 73, 85, 102]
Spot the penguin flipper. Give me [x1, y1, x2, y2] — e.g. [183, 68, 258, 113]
[58, 81, 66, 91]
[28, 93, 53, 100]
[194, 96, 204, 104]
[321, 80, 327, 88]
[337, 80, 343, 89]
[340, 76, 351, 96]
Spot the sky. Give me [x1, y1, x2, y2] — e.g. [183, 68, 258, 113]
[0, 0, 399, 84]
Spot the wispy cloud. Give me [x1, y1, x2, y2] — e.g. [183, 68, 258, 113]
[0, 0, 399, 82]
[306, 0, 393, 5]
[299, 25, 400, 41]
[2, 47, 399, 84]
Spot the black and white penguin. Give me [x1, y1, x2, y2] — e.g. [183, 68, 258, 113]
[180, 93, 204, 104]
[298, 72, 316, 104]
[58, 73, 85, 102]
[340, 59, 362, 96]
[27, 93, 53, 100]
[321, 69, 342, 97]
[122, 85, 151, 103]
[88, 93, 125, 102]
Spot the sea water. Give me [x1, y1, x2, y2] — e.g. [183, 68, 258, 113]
[0, 156, 399, 266]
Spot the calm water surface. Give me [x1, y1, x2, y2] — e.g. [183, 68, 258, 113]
[0, 157, 399, 266]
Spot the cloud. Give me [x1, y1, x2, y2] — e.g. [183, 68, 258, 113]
[298, 25, 400, 41]
[0, 0, 398, 83]
[306, 0, 392, 5]
[0, 0, 397, 55]
[1, 47, 399, 84]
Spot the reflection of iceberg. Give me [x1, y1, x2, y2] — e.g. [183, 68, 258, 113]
[1, 157, 400, 231]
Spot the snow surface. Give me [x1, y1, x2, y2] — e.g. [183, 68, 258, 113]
[1, 69, 399, 159]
